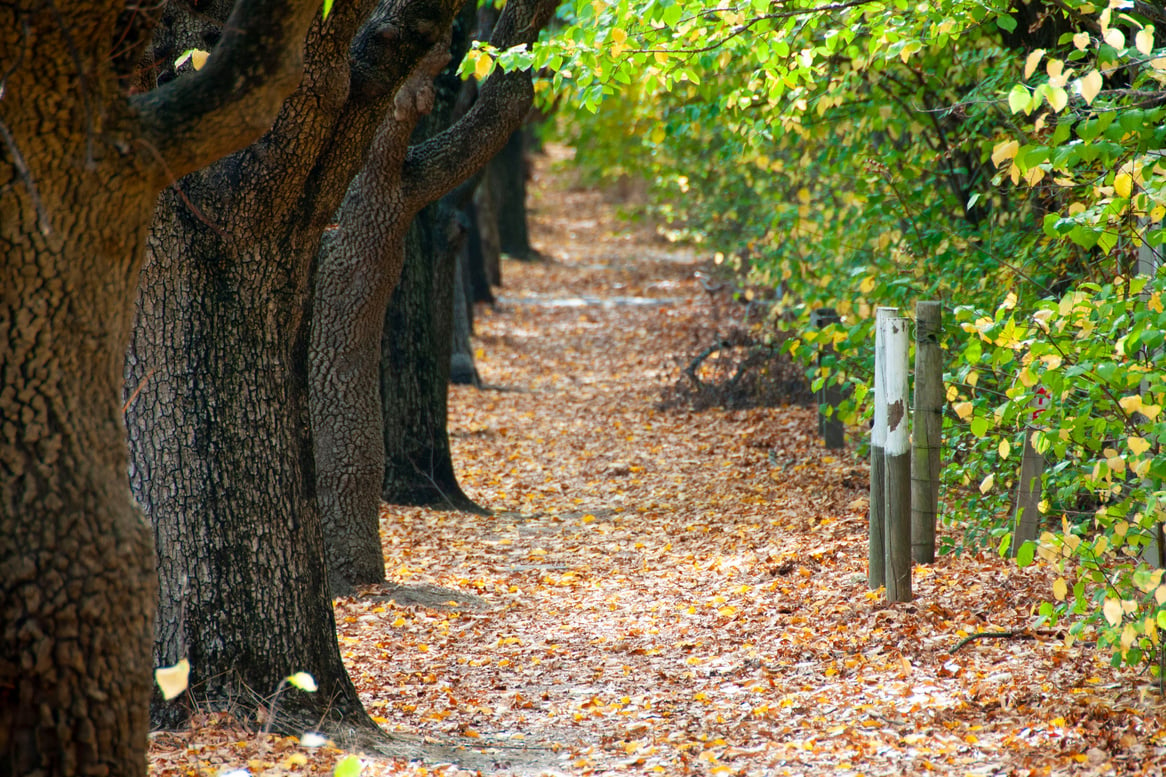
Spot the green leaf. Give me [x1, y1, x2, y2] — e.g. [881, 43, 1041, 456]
[322, 0, 333, 19]
[996, 14, 1018, 33]
[334, 755, 362, 777]
[1008, 84, 1031, 114]
[970, 416, 991, 437]
[1016, 540, 1036, 568]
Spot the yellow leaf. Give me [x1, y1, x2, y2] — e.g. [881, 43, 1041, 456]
[953, 401, 973, 420]
[998, 439, 1011, 459]
[474, 51, 494, 80]
[979, 473, 995, 494]
[1129, 436, 1151, 456]
[1137, 26, 1155, 56]
[1103, 597, 1123, 627]
[1115, 172, 1133, 199]
[1121, 623, 1137, 651]
[155, 658, 190, 700]
[1047, 85, 1068, 112]
[991, 139, 1019, 168]
[1025, 49, 1045, 79]
[1104, 27, 1125, 49]
[191, 50, 209, 70]
[610, 27, 627, 45]
[1119, 394, 1144, 415]
[1053, 577, 1068, 601]
[1143, 403, 1162, 420]
[1078, 70, 1103, 105]
[946, 385, 959, 402]
[1073, 32, 1091, 50]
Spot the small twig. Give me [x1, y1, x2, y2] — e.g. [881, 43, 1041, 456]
[123, 367, 158, 414]
[949, 628, 1066, 654]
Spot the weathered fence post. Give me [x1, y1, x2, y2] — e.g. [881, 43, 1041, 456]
[1012, 389, 1049, 553]
[882, 315, 913, 602]
[811, 307, 844, 449]
[911, 301, 942, 564]
[869, 306, 897, 589]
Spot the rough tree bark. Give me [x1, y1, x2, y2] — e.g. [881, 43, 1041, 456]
[311, 0, 559, 593]
[380, 194, 480, 508]
[124, 0, 463, 736]
[0, 2, 319, 775]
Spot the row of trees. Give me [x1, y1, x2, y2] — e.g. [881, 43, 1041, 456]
[9, 0, 1166, 774]
[2, 0, 554, 774]
[547, 0, 1166, 678]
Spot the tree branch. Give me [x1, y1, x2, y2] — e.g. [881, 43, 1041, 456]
[401, 0, 559, 208]
[131, 0, 322, 184]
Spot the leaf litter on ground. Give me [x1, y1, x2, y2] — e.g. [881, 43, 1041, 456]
[150, 147, 1166, 777]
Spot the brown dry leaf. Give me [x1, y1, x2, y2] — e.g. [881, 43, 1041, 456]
[151, 148, 1166, 776]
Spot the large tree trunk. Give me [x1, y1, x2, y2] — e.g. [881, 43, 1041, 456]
[1, 157, 158, 777]
[381, 198, 483, 508]
[311, 0, 558, 593]
[1, 2, 320, 774]
[125, 0, 459, 734]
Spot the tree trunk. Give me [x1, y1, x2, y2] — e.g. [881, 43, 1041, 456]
[1, 166, 158, 777]
[126, 0, 458, 732]
[451, 219, 482, 386]
[381, 199, 483, 507]
[491, 127, 536, 259]
[311, 0, 559, 591]
[2, 1, 320, 773]
[463, 180, 498, 301]
[472, 170, 504, 287]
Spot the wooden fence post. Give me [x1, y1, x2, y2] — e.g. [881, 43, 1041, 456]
[869, 306, 897, 589]
[911, 301, 942, 564]
[1013, 427, 1045, 552]
[811, 307, 844, 449]
[1012, 387, 1050, 553]
[882, 315, 913, 602]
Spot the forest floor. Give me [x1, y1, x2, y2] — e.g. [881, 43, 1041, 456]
[149, 147, 1166, 777]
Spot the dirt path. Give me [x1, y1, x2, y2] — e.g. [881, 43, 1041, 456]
[335, 149, 1164, 776]
[150, 150, 1164, 777]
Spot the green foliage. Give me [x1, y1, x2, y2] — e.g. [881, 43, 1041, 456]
[544, 0, 1166, 677]
[947, 276, 1166, 671]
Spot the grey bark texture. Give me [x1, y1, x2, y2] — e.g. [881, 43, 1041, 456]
[1, 2, 319, 775]
[310, 0, 560, 594]
[125, 0, 459, 734]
